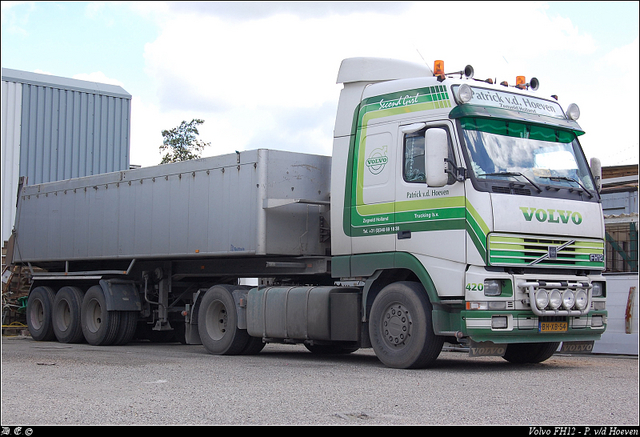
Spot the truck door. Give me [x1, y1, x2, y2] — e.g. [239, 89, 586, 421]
[351, 124, 396, 254]
[395, 121, 467, 293]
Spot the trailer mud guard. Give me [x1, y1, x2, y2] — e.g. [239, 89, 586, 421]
[99, 279, 142, 312]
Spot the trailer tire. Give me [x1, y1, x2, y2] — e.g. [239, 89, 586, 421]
[112, 311, 138, 345]
[502, 342, 560, 364]
[369, 281, 443, 369]
[52, 286, 85, 343]
[198, 285, 250, 355]
[27, 286, 57, 341]
[81, 285, 121, 346]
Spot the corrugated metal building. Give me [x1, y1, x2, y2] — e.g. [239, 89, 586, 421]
[1, 68, 132, 245]
[601, 165, 638, 273]
[595, 165, 638, 355]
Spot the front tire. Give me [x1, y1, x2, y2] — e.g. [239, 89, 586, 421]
[198, 285, 251, 355]
[369, 281, 443, 369]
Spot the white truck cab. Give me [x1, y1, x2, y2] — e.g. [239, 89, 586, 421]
[330, 58, 606, 367]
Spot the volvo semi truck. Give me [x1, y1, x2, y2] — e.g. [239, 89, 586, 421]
[10, 57, 607, 368]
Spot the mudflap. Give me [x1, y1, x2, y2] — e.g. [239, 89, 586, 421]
[469, 341, 506, 357]
[560, 341, 594, 354]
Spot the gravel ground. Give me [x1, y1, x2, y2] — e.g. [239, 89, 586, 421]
[1, 335, 638, 426]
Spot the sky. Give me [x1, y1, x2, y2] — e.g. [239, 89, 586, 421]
[2, 1, 638, 168]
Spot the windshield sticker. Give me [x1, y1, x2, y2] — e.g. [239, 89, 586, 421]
[468, 87, 564, 119]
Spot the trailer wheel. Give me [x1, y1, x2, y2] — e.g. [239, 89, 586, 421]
[198, 285, 250, 355]
[502, 342, 560, 364]
[112, 311, 138, 345]
[26, 286, 57, 341]
[369, 281, 443, 369]
[81, 285, 121, 346]
[52, 286, 85, 343]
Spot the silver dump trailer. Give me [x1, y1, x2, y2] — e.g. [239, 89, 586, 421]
[12, 149, 351, 351]
[14, 149, 331, 263]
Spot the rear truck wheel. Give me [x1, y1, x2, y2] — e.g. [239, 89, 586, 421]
[502, 342, 560, 364]
[26, 286, 57, 341]
[81, 285, 121, 346]
[198, 285, 251, 355]
[369, 281, 444, 369]
[52, 286, 85, 343]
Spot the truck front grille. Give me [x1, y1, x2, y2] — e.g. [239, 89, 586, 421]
[488, 233, 605, 269]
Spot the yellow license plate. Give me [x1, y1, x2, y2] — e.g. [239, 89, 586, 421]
[539, 321, 568, 332]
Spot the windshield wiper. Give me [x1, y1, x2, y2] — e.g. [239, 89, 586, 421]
[539, 176, 594, 198]
[477, 171, 543, 193]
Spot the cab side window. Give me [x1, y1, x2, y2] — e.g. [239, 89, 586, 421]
[403, 127, 456, 185]
[404, 133, 425, 182]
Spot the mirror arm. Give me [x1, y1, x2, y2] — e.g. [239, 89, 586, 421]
[445, 158, 466, 182]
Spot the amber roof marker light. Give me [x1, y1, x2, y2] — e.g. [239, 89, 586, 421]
[434, 60, 445, 81]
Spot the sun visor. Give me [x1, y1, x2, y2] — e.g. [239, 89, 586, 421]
[449, 104, 585, 136]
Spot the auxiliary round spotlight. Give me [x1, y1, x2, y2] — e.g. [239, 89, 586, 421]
[575, 289, 589, 310]
[562, 290, 576, 309]
[456, 83, 473, 104]
[535, 289, 549, 310]
[567, 103, 580, 120]
[548, 289, 562, 310]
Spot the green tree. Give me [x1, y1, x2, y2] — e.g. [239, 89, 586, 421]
[159, 118, 211, 164]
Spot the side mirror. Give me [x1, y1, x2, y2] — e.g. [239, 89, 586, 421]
[590, 157, 602, 192]
[425, 129, 449, 187]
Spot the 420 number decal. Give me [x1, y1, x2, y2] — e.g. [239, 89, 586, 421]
[466, 283, 484, 292]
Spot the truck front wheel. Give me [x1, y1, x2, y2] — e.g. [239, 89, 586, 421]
[198, 285, 251, 355]
[369, 281, 443, 369]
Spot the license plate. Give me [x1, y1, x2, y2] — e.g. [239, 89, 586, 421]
[539, 321, 568, 332]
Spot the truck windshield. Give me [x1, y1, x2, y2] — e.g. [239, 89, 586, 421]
[459, 117, 596, 193]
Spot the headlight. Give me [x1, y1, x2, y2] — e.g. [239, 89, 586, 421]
[562, 290, 575, 309]
[484, 280, 501, 296]
[575, 289, 589, 310]
[535, 289, 549, 309]
[548, 289, 562, 309]
[592, 282, 604, 297]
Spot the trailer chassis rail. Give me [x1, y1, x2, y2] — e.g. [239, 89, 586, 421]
[26, 259, 137, 280]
